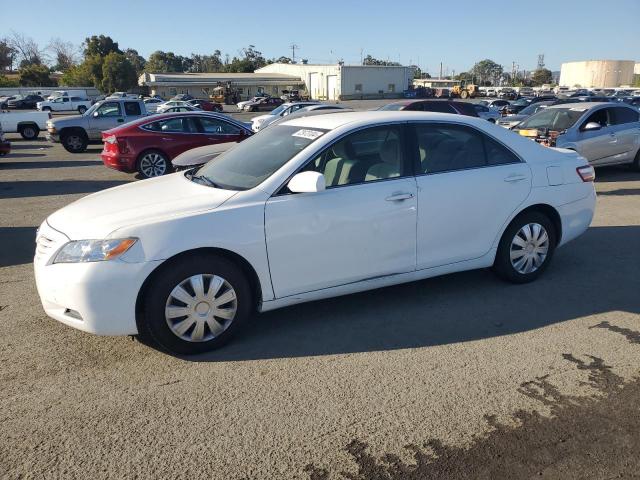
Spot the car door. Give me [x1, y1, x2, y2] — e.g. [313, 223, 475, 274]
[149, 116, 202, 158]
[608, 106, 640, 162]
[123, 101, 143, 121]
[412, 122, 532, 269]
[264, 124, 418, 298]
[88, 101, 125, 139]
[575, 107, 619, 165]
[193, 116, 246, 148]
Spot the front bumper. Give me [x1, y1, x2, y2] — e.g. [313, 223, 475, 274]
[46, 131, 60, 143]
[34, 221, 162, 336]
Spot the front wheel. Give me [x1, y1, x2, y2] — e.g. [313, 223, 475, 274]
[78, 105, 87, 114]
[61, 131, 88, 153]
[493, 211, 557, 283]
[137, 150, 170, 179]
[631, 149, 640, 172]
[138, 255, 253, 354]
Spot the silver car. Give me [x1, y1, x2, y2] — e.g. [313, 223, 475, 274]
[513, 102, 640, 168]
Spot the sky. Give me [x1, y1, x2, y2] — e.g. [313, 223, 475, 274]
[2, 0, 639, 75]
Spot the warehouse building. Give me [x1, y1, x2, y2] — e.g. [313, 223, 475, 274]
[138, 72, 304, 100]
[559, 60, 636, 88]
[256, 63, 414, 100]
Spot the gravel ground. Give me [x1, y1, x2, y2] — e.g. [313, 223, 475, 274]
[1, 119, 639, 479]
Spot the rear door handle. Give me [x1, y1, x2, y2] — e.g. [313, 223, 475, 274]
[504, 174, 527, 183]
[385, 192, 414, 201]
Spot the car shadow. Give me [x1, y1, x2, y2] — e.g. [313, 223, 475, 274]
[186, 225, 640, 362]
[8, 143, 53, 150]
[0, 180, 129, 199]
[0, 227, 37, 267]
[595, 166, 638, 183]
[0, 160, 103, 170]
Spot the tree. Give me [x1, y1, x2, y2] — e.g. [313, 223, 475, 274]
[124, 48, 146, 76]
[0, 39, 16, 72]
[83, 35, 121, 58]
[19, 64, 56, 86]
[531, 68, 553, 86]
[274, 56, 292, 64]
[224, 45, 268, 73]
[101, 52, 137, 92]
[60, 63, 94, 86]
[0, 74, 19, 87]
[9, 32, 45, 67]
[48, 38, 77, 72]
[362, 54, 400, 66]
[145, 50, 187, 72]
[470, 59, 503, 85]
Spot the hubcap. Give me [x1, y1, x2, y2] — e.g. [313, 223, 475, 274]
[24, 127, 35, 138]
[140, 153, 167, 177]
[510, 223, 549, 275]
[67, 135, 82, 150]
[165, 274, 237, 343]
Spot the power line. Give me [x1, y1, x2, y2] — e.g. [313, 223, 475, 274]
[289, 43, 299, 63]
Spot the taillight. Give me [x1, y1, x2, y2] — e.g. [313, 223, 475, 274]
[577, 165, 595, 182]
[104, 135, 117, 144]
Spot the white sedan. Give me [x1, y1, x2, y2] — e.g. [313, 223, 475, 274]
[34, 112, 596, 354]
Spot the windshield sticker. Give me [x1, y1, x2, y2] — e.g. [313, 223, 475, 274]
[292, 129, 324, 140]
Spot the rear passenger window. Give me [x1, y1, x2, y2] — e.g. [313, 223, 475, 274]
[142, 118, 186, 132]
[302, 126, 405, 187]
[124, 102, 141, 116]
[610, 107, 639, 125]
[415, 123, 520, 174]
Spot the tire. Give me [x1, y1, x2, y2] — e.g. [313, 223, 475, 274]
[19, 124, 39, 140]
[488, 118, 496, 123]
[137, 150, 170, 179]
[78, 105, 87, 114]
[61, 130, 88, 153]
[493, 211, 557, 284]
[138, 254, 253, 355]
[42, 107, 52, 112]
[631, 149, 640, 172]
[461, 90, 469, 99]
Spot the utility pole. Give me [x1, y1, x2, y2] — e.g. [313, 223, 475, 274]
[439, 62, 443, 79]
[537, 54, 545, 70]
[290, 43, 299, 64]
[360, 48, 363, 65]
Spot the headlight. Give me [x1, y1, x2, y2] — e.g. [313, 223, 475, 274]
[53, 238, 137, 264]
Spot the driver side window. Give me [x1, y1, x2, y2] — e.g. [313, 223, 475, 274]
[96, 102, 122, 117]
[581, 109, 609, 130]
[302, 126, 405, 187]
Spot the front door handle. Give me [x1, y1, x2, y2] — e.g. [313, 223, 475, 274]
[504, 174, 527, 183]
[385, 192, 414, 202]
[117, 118, 124, 123]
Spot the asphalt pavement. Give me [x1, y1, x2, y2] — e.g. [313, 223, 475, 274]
[1, 117, 639, 479]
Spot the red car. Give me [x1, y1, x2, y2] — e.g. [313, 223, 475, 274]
[187, 99, 223, 112]
[101, 112, 252, 179]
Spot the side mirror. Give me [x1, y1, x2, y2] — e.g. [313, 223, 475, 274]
[288, 171, 326, 194]
[583, 122, 601, 131]
[93, 111, 100, 118]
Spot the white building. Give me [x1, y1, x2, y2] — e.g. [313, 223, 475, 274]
[559, 60, 635, 88]
[256, 63, 414, 100]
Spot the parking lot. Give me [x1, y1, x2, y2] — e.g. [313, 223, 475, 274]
[1, 104, 640, 479]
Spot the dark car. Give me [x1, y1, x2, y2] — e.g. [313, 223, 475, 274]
[0, 126, 10, 157]
[502, 98, 533, 115]
[379, 100, 479, 117]
[187, 99, 223, 112]
[100, 112, 252, 179]
[8, 94, 44, 109]
[0, 95, 17, 109]
[243, 97, 284, 112]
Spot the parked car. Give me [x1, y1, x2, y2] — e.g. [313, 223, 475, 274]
[162, 106, 201, 113]
[502, 98, 533, 115]
[379, 100, 479, 117]
[500, 89, 517, 100]
[473, 104, 500, 122]
[106, 92, 140, 100]
[0, 95, 17, 108]
[46, 90, 95, 101]
[281, 90, 301, 101]
[497, 101, 556, 129]
[157, 101, 200, 113]
[0, 124, 10, 156]
[518, 87, 534, 97]
[100, 112, 252, 178]
[37, 96, 92, 114]
[171, 94, 195, 101]
[143, 98, 164, 113]
[250, 102, 321, 131]
[8, 94, 44, 109]
[236, 97, 263, 111]
[46, 99, 148, 153]
[513, 102, 640, 168]
[479, 99, 510, 110]
[242, 97, 284, 112]
[187, 99, 223, 112]
[34, 111, 596, 354]
[485, 88, 497, 97]
[0, 110, 50, 139]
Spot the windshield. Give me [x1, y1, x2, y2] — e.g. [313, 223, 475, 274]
[270, 104, 288, 116]
[193, 125, 328, 190]
[519, 103, 549, 115]
[378, 103, 406, 111]
[84, 102, 100, 116]
[517, 108, 585, 130]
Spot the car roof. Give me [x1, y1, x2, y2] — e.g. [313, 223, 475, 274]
[279, 110, 487, 130]
[547, 102, 609, 110]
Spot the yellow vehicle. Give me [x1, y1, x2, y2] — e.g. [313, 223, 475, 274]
[209, 84, 239, 105]
[451, 83, 480, 99]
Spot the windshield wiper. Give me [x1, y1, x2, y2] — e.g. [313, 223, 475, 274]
[188, 172, 219, 188]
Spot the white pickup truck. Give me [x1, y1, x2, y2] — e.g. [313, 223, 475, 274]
[0, 110, 50, 139]
[37, 96, 92, 114]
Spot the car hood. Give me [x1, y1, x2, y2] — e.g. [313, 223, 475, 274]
[46, 173, 238, 239]
[500, 114, 527, 122]
[251, 114, 272, 122]
[172, 143, 235, 167]
[49, 114, 88, 127]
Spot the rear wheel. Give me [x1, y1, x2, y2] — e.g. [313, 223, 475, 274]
[460, 90, 469, 99]
[137, 150, 170, 179]
[138, 254, 253, 354]
[61, 130, 88, 153]
[493, 211, 557, 284]
[19, 124, 39, 140]
[42, 107, 52, 112]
